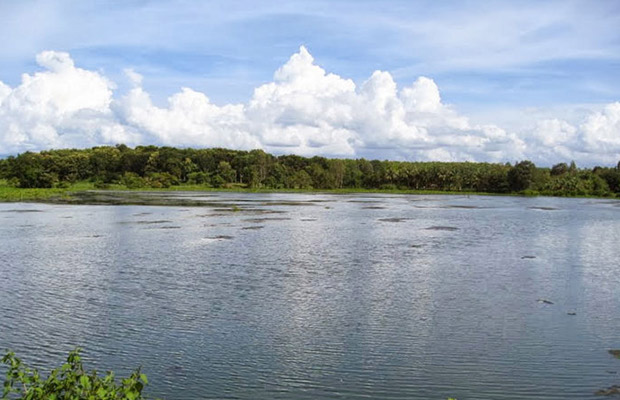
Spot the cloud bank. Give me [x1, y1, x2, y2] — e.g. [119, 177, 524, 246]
[0, 47, 618, 166]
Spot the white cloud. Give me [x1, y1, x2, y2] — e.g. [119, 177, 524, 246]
[581, 102, 620, 153]
[401, 77, 441, 113]
[0, 48, 618, 166]
[118, 86, 259, 149]
[0, 50, 130, 153]
[124, 68, 143, 87]
[247, 47, 526, 161]
[523, 103, 620, 165]
[247, 46, 358, 155]
[0, 82, 11, 104]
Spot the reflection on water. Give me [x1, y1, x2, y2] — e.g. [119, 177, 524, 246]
[1, 193, 620, 399]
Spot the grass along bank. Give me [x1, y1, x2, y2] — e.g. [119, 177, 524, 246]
[1, 179, 618, 205]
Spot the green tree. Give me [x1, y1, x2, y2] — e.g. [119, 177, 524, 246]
[289, 170, 313, 189]
[216, 161, 236, 184]
[568, 160, 577, 174]
[507, 160, 536, 192]
[550, 163, 568, 176]
[327, 159, 345, 189]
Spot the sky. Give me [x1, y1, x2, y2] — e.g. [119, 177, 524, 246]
[0, 0, 619, 166]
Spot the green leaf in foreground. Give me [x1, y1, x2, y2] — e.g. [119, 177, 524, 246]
[2, 348, 153, 399]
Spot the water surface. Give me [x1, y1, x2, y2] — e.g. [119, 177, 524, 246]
[1, 192, 619, 399]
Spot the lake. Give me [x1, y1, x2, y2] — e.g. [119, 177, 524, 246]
[1, 192, 619, 399]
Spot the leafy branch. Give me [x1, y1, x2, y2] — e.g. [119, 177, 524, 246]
[2, 348, 151, 400]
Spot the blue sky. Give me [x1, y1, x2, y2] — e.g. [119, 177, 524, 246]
[0, 0, 619, 165]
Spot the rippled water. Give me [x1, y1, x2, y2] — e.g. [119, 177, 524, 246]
[1, 193, 620, 399]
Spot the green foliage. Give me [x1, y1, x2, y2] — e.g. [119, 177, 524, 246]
[2, 146, 619, 198]
[120, 172, 147, 189]
[186, 172, 211, 186]
[216, 161, 236, 184]
[145, 172, 177, 188]
[0, 159, 9, 180]
[93, 181, 111, 190]
[507, 160, 536, 192]
[2, 349, 151, 400]
[289, 170, 313, 189]
[550, 162, 568, 176]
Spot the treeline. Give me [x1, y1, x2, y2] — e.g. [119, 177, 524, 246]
[1, 145, 619, 197]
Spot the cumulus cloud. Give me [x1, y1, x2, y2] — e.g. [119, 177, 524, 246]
[581, 102, 620, 154]
[247, 46, 358, 155]
[247, 47, 526, 162]
[0, 47, 618, 166]
[525, 103, 620, 165]
[0, 50, 132, 153]
[118, 86, 259, 149]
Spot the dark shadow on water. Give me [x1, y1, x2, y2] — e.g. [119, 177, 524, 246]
[425, 226, 459, 231]
[378, 217, 411, 223]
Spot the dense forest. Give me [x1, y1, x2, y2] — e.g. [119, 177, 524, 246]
[1, 145, 619, 197]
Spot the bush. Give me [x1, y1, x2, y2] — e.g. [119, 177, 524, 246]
[93, 180, 110, 189]
[379, 183, 398, 190]
[55, 181, 71, 189]
[121, 172, 147, 189]
[2, 348, 151, 399]
[186, 172, 210, 185]
[145, 173, 177, 188]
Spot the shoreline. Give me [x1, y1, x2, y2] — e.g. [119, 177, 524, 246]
[1, 182, 618, 206]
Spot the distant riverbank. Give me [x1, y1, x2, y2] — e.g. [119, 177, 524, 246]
[1, 179, 617, 205]
[3, 146, 620, 200]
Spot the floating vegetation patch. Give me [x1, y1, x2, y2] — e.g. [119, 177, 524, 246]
[244, 209, 288, 215]
[378, 217, 410, 223]
[425, 226, 459, 231]
[595, 385, 620, 396]
[443, 205, 485, 209]
[244, 217, 291, 223]
[529, 206, 559, 211]
[260, 201, 315, 207]
[347, 200, 382, 204]
[119, 220, 173, 225]
[204, 222, 234, 227]
[211, 207, 287, 215]
[55, 191, 241, 207]
[1, 209, 44, 213]
[242, 225, 265, 230]
[610, 350, 620, 359]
